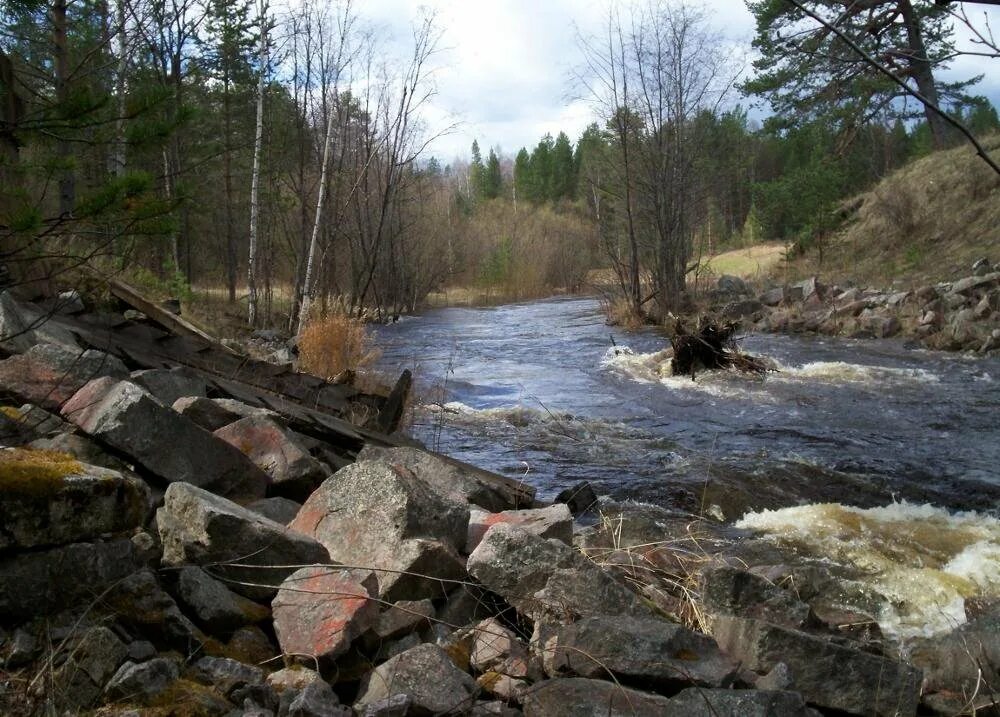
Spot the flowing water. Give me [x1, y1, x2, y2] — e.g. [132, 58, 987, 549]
[374, 296, 1000, 637]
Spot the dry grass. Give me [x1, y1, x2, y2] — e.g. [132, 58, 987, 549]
[297, 312, 381, 381]
[780, 133, 1000, 288]
[702, 243, 788, 280]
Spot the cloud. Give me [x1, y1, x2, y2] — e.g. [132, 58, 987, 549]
[357, 0, 999, 162]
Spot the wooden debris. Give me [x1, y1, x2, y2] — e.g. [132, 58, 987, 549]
[670, 318, 774, 380]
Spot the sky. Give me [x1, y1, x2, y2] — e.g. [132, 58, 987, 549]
[359, 0, 1000, 164]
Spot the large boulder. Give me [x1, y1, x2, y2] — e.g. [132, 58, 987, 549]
[521, 678, 674, 716]
[0, 538, 141, 617]
[50, 626, 128, 711]
[0, 291, 79, 353]
[63, 378, 269, 501]
[466, 523, 653, 624]
[466, 504, 573, 553]
[700, 566, 810, 629]
[353, 643, 477, 715]
[130, 367, 208, 406]
[0, 344, 128, 411]
[356, 445, 522, 512]
[540, 615, 738, 689]
[949, 272, 1000, 296]
[290, 459, 469, 600]
[908, 608, 1000, 696]
[157, 482, 330, 601]
[271, 566, 378, 666]
[666, 688, 822, 716]
[103, 569, 208, 652]
[0, 448, 148, 550]
[712, 616, 921, 717]
[214, 416, 328, 501]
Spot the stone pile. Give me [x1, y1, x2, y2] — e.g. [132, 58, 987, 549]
[0, 288, 994, 716]
[712, 265, 1000, 353]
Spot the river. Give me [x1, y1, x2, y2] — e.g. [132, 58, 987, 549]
[374, 296, 1000, 638]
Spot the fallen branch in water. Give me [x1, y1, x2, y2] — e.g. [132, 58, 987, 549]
[670, 318, 775, 380]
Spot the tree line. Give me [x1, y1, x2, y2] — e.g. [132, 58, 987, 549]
[0, 0, 996, 329]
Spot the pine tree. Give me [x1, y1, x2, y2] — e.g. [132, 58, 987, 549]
[482, 148, 502, 199]
[550, 131, 575, 200]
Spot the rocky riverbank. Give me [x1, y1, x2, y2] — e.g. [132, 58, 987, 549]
[708, 261, 1000, 354]
[0, 288, 997, 716]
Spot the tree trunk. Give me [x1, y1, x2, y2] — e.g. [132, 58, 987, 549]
[52, 0, 74, 215]
[247, 5, 266, 327]
[898, 0, 949, 148]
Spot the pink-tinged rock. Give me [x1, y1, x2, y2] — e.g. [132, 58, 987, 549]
[290, 459, 470, 600]
[0, 344, 127, 411]
[63, 379, 269, 501]
[466, 504, 573, 553]
[214, 416, 328, 502]
[272, 566, 378, 665]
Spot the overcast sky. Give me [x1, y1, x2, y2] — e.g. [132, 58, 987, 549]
[359, 0, 1000, 164]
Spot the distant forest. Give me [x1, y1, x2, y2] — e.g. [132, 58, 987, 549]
[1, 0, 997, 327]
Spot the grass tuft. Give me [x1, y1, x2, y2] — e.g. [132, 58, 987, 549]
[297, 312, 381, 381]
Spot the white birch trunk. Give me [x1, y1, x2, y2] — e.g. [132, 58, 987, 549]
[247, 1, 267, 327]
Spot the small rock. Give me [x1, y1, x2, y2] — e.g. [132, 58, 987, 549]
[126, 640, 157, 662]
[972, 257, 991, 274]
[553, 481, 598, 515]
[272, 566, 378, 666]
[214, 416, 329, 501]
[470, 618, 528, 673]
[467, 524, 653, 624]
[105, 658, 180, 702]
[226, 625, 277, 665]
[172, 395, 243, 431]
[130, 367, 208, 406]
[190, 656, 265, 698]
[242, 498, 299, 526]
[354, 643, 477, 716]
[0, 291, 80, 353]
[717, 275, 749, 296]
[541, 615, 738, 688]
[176, 566, 271, 635]
[266, 666, 326, 695]
[372, 599, 435, 641]
[103, 569, 206, 652]
[521, 678, 673, 716]
[466, 504, 573, 553]
[53, 626, 128, 710]
[5, 628, 40, 668]
[285, 679, 350, 717]
[759, 287, 785, 306]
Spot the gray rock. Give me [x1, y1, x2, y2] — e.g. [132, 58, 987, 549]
[713, 616, 921, 717]
[191, 656, 266, 698]
[10, 403, 67, 435]
[54, 626, 129, 710]
[272, 566, 378, 666]
[0, 538, 141, 617]
[5, 628, 40, 668]
[172, 395, 243, 431]
[356, 445, 522, 512]
[105, 658, 180, 702]
[247, 497, 303, 525]
[759, 287, 785, 306]
[176, 566, 270, 635]
[55, 289, 86, 314]
[972, 257, 991, 275]
[157, 482, 330, 601]
[0, 454, 148, 551]
[665, 688, 822, 716]
[354, 643, 477, 715]
[540, 615, 737, 688]
[701, 566, 811, 628]
[289, 460, 469, 600]
[360, 694, 412, 717]
[28, 432, 127, 470]
[722, 299, 764, 320]
[103, 569, 206, 652]
[372, 599, 435, 641]
[469, 617, 528, 673]
[126, 640, 157, 662]
[521, 678, 673, 716]
[467, 524, 652, 624]
[717, 275, 749, 295]
[286, 680, 350, 717]
[467, 504, 573, 553]
[214, 416, 329, 501]
[950, 272, 1000, 296]
[553, 481, 599, 515]
[0, 343, 127, 411]
[908, 608, 1000, 695]
[63, 379, 269, 501]
[0, 290, 80, 353]
[131, 367, 208, 405]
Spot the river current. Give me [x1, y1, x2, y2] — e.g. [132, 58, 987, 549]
[374, 296, 1000, 638]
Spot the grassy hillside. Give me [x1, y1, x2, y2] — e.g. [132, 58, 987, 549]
[777, 134, 1000, 289]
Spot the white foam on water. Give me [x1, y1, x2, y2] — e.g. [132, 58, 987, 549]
[737, 501, 1000, 638]
[772, 361, 940, 385]
[600, 346, 672, 383]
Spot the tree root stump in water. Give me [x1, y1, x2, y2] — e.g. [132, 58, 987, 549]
[670, 318, 774, 379]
